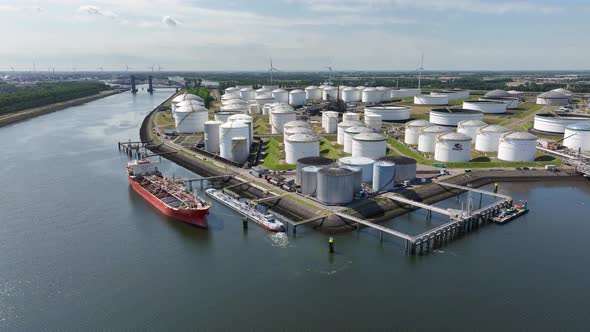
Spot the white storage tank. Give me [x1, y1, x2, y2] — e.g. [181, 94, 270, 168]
[240, 88, 255, 101]
[231, 136, 249, 164]
[564, 123, 590, 152]
[463, 100, 507, 114]
[172, 93, 203, 110]
[429, 109, 484, 126]
[173, 105, 209, 133]
[289, 89, 306, 106]
[364, 113, 382, 131]
[296, 156, 335, 185]
[343, 112, 360, 122]
[262, 85, 279, 91]
[221, 92, 241, 101]
[391, 89, 421, 99]
[305, 86, 322, 100]
[344, 126, 373, 153]
[225, 87, 240, 95]
[300, 165, 322, 195]
[484, 89, 511, 99]
[418, 125, 452, 153]
[404, 119, 431, 145]
[475, 124, 511, 152]
[372, 161, 395, 192]
[323, 86, 338, 101]
[285, 134, 320, 164]
[255, 88, 272, 98]
[222, 99, 247, 107]
[378, 156, 416, 183]
[434, 132, 472, 162]
[479, 97, 519, 109]
[536, 91, 570, 105]
[214, 111, 234, 123]
[235, 85, 252, 90]
[337, 120, 363, 145]
[362, 87, 381, 103]
[228, 114, 253, 146]
[284, 126, 314, 140]
[352, 132, 387, 159]
[283, 120, 311, 132]
[338, 156, 374, 183]
[221, 104, 248, 113]
[322, 111, 339, 134]
[533, 112, 590, 134]
[498, 132, 538, 162]
[316, 167, 355, 205]
[431, 90, 469, 100]
[270, 108, 297, 134]
[255, 95, 276, 107]
[365, 106, 411, 121]
[272, 89, 289, 104]
[376, 86, 392, 102]
[457, 119, 487, 142]
[341, 87, 361, 102]
[339, 165, 362, 193]
[176, 99, 204, 109]
[203, 120, 222, 153]
[219, 121, 250, 160]
[414, 94, 448, 106]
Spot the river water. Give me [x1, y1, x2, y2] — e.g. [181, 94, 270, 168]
[1, 90, 589, 330]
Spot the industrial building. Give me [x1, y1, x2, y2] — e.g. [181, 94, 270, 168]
[429, 109, 483, 126]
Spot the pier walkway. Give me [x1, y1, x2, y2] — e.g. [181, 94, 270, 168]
[382, 193, 463, 219]
[435, 181, 512, 200]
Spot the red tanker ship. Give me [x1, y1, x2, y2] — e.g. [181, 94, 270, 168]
[126, 158, 210, 228]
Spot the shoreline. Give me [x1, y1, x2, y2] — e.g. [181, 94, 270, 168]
[139, 105, 586, 235]
[0, 89, 126, 128]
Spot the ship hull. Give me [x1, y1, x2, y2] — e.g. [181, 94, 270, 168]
[129, 176, 208, 228]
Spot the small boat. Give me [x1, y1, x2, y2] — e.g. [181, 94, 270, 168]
[205, 188, 285, 232]
[493, 200, 529, 224]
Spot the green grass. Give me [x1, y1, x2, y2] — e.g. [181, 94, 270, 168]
[285, 195, 330, 213]
[262, 137, 295, 170]
[319, 137, 348, 159]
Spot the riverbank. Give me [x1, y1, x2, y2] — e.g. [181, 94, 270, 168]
[139, 105, 586, 234]
[0, 89, 126, 128]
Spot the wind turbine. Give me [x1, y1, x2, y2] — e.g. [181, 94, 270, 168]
[147, 65, 155, 72]
[97, 66, 104, 72]
[417, 53, 424, 90]
[157, 65, 164, 71]
[267, 57, 280, 84]
[325, 66, 334, 86]
[125, 64, 131, 72]
[10, 66, 14, 72]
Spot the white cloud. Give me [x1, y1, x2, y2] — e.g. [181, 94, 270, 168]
[162, 16, 180, 28]
[77, 5, 118, 18]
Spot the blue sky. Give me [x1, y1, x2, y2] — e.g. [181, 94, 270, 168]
[0, 0, 588, 71]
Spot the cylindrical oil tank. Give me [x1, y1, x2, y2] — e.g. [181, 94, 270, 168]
[203, 120, 222, 153]
[365, 106, 411, 121]
[271, 108, 296, 134]
[214, 111, 235, 123]
[272, 89, 289, 104]
[352, 132, 387, 159]
[479, 97, 519, 109]
[255, 95, 276, 107]
[457, 119, 487, 142]
[339, 165, 362, 193]
[343, 126, 373, 153]
[343, 112, 360, 122]
[240, 88, 255, 101]
[173, 105, 209, 133]
[372, 161, 395, 192]
[305, 86, 322, 100]
[498, 132, 538, 162]
[533, 112, 590, 134]
[323, 87, 338, 101]
[225, 87, 240, 95]
[289, 89, 306, 106]
[172, 93, 203, 109]
[222, 99, 247, 107]
[475, 124, 511, 152]
[316, 167, 355, 205]
[341, 87, 361, 102]
[284, 126, 314, 141]
[564, 123, 590, 152]
[262, 85, 279, 91]
[228, 114, 253, 146]
[356, 85, 366, 91]
[376, 86, 392, 102]
[404, 119, 431, 145]
[434, 132, 472, 162]
[429, 109, 484, 126]
[362, 87, 381, 103]
[176, 99, 204, 109]
[391, 89, 421, 99]
[463, 100, 506, 114]
[284, 134, 320, 164]
[296, 156, 335, 185]
[322, 111, 339, 133]
[337, 120, 363, 145]
[248, 103, 260, 114]
[219, 121, 249, 160]
[221, 103, 248, 113]
[255, 88, 272, 98]
[231, 136, 249, 163]
[221, 92, 241, 101]
[378, 156, 416, 183]
[364, 113, 382, 131]
[418, 125, 452, 153]
[338, 156, 374, 183]
[414, 95, 448, 105]
[536, 91, 569, 106]
[235, 85, 252, 90]
[300, 166, 322, 195]
[283, 120, 311, 132]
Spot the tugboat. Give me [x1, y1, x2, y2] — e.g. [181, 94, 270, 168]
[493, 200, 529, 224]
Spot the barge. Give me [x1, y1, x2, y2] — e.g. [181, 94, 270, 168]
[493, 201, 529, 224]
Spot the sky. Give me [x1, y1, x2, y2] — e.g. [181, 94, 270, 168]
[0, 0, 589, 71]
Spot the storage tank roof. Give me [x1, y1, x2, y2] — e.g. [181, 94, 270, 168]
[289, 89, 306, 94]
[352, 132, 386, 141]
[378, 156, 417, 165]
[319, 167, 353, 176]
[465, 100, 505, 104]
[220, 121, 248, 129]
[484, 89, 511, 98]
[273, 88, 287, 93]
[172, 93, 203, 103]
[502, 131, 538, 140]
[342, 87, 358, 91]
[338, 120, 364, 127]
[228, 114, 253, 121]
[284, 120, 311, 128]
[431, 108, 482, 115]
[175, 105, 207, 113]
[177, 100, 204, 107]
[344, 126, 372, 134]
[438, 132, 472, 141]
[458, 119, 487, 127]
[374, 160, 395, 167]
[363, 87, 378, 91]
[285, 127, 314, 135]
[366, 106, 410, 111]
[479, 124, 510, 133]
[339, 156, 374, 165]
[301, 165, 323, 172]
[538, 90, 568, 99]
[566, 122, 590, 131]
[204, 120, 223, 125]
[256, 88, 271, 92]
[405, 119, 431, 128]
[298, 156, 334, 165]
[420, 125, 452, 134]
[551, 88, 573, 96]
[240, 87, 254, 92]
[271, 108, 296, 114]
[286, 133, 319, 143]
[305, 86, 320, 90]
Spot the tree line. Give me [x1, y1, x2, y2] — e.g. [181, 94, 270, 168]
[186, 88, 214, 108]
